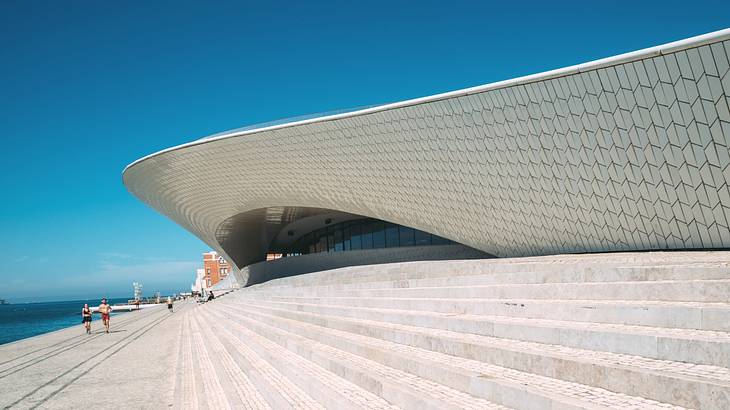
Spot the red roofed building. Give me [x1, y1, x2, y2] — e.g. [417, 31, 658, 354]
[202, 251, 230, 287]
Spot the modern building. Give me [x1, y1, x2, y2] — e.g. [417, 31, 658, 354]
[124, 29, 730, 287]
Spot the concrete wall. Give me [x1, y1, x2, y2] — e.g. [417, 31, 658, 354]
[238, 244, 492, 286]
[210, 271, 238, 291]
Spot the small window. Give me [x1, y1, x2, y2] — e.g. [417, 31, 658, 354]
[385, 223, 399, 247]
[343, 225, 351, 251]
[316, 235, 327, 253]
[372, 221, 385, 248]
[399, 226, 415, 246]
[361, 222, 373, 249]
[327, 226, 335, 252]
[350, 224, 362, 250]
[334, 227, 343, 252]
[414, 229, 431, 246]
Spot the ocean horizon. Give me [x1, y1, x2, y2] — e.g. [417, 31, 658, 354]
[0, 297, 133, 345]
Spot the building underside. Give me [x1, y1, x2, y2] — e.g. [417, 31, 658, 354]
[123, 29, 730, 286]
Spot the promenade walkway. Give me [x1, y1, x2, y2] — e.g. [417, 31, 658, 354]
[1, 252, 729, 409]
[0, 303, 186, 409]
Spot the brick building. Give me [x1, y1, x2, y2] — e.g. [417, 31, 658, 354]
[202, 251, 230, 287]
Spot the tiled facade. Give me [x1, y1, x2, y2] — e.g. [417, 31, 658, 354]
[124, 30, 730, 274]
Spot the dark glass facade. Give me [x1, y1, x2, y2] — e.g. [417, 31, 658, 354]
[283, 218, 453, 256]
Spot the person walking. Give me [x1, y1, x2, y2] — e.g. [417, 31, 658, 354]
[81, 303, 92, 334]
[98, 298, 113, 334]
[167, 296, 173, 313]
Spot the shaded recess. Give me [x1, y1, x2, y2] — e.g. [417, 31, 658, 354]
[214, 206, 483, 271]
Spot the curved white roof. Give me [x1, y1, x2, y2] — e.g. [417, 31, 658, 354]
[124, 28, 730, 275]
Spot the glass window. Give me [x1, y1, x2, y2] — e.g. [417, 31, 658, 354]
[294, 233, 306, 254]
[327, 227, 335, 252]
[372, 221, 385, 248]
[431, 234, 450, 245]
[316, 235, 327, 253]
[361, 222, 373, 249]
[279, 218, 459, 255]
[399, 226, 415, 246]
[414, 229, 431, 246]
[350, 223, 362, 250]
[334, 227, 343, 252]
[343, 225, 351, 251]
[385, 223, 399, 247]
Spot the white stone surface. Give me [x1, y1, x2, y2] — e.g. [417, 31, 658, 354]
[2, 253, 728, 408]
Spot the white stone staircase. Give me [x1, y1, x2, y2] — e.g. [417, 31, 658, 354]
[174, 252, 730, 409]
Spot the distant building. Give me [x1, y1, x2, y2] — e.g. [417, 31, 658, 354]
[203, 251, 230, 287]
[191, 268, 206, 294]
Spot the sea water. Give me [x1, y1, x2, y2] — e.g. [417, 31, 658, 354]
[0, 298, 130, 345]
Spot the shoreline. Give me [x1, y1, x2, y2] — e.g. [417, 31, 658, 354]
[0, 299, 139, 346]
[0, 302, 178, 409]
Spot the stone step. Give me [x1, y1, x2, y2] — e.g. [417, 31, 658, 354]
[189, 313, 272, 409]
[193, 310, 324, 410]
[203, 304, 510, 410]
[216, 302, 690, 410]
[173, 312, 201, 409]
[252, 253, 730, 290]
[242, 294, 730, 332]
[226, 300, 730, 409]
[188, 312, 232, 409]
[243, 298, 730, 367]
[250, 264, 730, 293]
[174, 313, 207, 408]
[196, 305, 402, 410]
[249, 279, 730, 303]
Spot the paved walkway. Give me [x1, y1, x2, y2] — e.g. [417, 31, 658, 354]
[0, 302, 189, 409]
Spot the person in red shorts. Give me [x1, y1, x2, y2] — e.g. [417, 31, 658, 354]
[98, 298, 113, 334]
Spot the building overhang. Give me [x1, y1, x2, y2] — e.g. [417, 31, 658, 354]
[123, 28, 730, 279]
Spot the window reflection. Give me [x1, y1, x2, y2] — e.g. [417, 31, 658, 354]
[414, 229, 431, 246]
[385, 223, 399, 248]
[361, 223, 373, 249]
[372, 221, 385, 248]
[399, 226, 415, 246]
[283, 218, 453, 256]
[350, 224, 362, 250]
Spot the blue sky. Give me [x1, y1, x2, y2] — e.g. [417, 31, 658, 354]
[1, 1, 728, 302]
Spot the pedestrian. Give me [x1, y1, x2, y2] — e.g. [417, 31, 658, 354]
[98, 298, 113, 334]
[207, 291, 215, 302]
[167, 296, 173, 313]
[135, 299, 140, 310]
[81, 303, 92, 334]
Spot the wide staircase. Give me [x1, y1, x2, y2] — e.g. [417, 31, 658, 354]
[177, 252, 730, 409]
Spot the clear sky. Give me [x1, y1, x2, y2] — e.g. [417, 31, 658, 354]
[1, 1, 728, 302]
